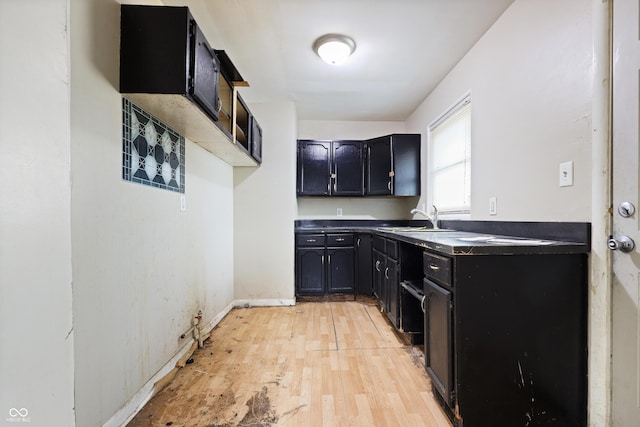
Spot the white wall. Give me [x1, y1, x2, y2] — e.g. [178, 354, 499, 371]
[406, 0, 593, 222]
[233, 102, 298, 302]
[0, 1, 75, 425]
[70, 0, 235, 425]
[297, 120, 419, 219]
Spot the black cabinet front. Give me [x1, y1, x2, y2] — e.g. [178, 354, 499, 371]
[191, 23, 221, 121]
[297, 141, 331, 195]
[120, 5, 221, 123]
[365, 134, 421, 196]
[326, 248, 355, 293]
[295, 233, 355, 296]
[424, 277, 454, 407]
[296, 248, 325, 294]
[332, 141, 364, 195]
[366, 138, 393, 195]
[297, 140, 363, 196]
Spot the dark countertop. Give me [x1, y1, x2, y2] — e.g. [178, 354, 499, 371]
[294, 220, 590, 256]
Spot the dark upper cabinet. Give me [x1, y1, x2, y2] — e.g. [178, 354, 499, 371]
[120, 5, 220, 121]
[120, 5, 262, 167]
[250, 115, 263, 164]
[296, 140, 364, 196]
[332, 141, 364, 195]
[365, 134, 421, 196]
[297, 140, 331, 195]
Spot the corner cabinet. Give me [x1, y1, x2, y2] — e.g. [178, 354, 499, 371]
[366, 134, 420, 196]
[120, 5, 262, 167]
[296, 140, 363, 196]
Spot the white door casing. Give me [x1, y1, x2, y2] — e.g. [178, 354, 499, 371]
[611, 0, 640, 424]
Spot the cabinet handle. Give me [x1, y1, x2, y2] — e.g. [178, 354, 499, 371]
[306, 239, 317, 243]
[357, 238, 360, 248]
[421, 295, 426, 313]
[335, 238, 345, 242]
[385, 267, 389, 279]
[428, 264, 440, 271]
[375, 260, 380, 271]
[327, 183, 331, 193]
[328, 254, 331, 265]
[387, 181, 391, 191]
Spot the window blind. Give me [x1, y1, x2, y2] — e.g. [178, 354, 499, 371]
[429, 98, 471, 212]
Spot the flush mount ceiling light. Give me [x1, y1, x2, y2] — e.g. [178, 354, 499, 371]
[313, 34, 356, 65]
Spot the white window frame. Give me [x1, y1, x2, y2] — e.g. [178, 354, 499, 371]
[427, 93, 471, 216]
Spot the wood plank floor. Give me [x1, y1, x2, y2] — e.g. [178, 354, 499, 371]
[127, 300, 452, 427]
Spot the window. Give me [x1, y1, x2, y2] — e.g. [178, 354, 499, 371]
[428, 96, 471, 213]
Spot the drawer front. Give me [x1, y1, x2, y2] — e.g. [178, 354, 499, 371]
[327, 234, 354, 247]
[373, 235, 386, 252]
[423, 251, 452, 286]
[297, 234, 325, 247]
[385, 239, 398, 259]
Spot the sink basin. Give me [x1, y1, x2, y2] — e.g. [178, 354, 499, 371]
[458, 236, 553, 245]
[377, 226, 452, 233]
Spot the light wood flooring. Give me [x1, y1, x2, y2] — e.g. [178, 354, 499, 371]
[127, 300, 452, 427]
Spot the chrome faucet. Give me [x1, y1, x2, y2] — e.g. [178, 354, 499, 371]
[410, 205, 439, 229]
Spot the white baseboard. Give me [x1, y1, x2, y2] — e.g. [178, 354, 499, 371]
[233, 298, 296, 308]
[104, 299, 295, 426]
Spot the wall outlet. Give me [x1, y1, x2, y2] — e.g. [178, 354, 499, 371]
[489, 197, 497, 215]
[337, 208, 343, 217]
[180, 195, 186, 212]
[559, 161, 574, 187]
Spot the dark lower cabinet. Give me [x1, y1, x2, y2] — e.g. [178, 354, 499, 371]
[296, 248, 325, 294]
[295, 233, 355, 296]
[424, 277, 453, 407]
[356, 234, 373, 295]
[424, 250, 588, 427]
[372, 236, 422, 329]
[327, 247, 355, 293]
[372, 248, 385, 304]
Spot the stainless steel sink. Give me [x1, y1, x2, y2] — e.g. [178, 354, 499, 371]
[457, 236, 553, 245]
[376, 226, 452, 233]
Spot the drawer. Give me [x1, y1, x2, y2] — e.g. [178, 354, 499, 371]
[423, 251, 452, 286]
[373, 236, 386, 252]
[327, 233, 353, 246]
[385, 239, 398, 259]
[296, 234, 325, 247]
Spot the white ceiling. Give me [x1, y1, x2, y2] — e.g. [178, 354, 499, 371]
[170, 0, 515, 121]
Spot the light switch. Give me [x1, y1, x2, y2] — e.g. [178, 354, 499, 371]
[559, 161, 574, 187]
[180, 195, 186, 212]
[489, 197, 497, 215]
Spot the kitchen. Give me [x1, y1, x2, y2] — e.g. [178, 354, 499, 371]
[0, 0, 633, 426]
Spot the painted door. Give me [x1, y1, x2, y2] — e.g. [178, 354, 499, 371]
[612, 0, 640, 424]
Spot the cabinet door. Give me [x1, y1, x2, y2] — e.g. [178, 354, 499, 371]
[296, 248, 325, 294]
[385, 257, 399, 328]
[250, 115, 262, 163]
[190, 23, 221, 121]
[327, 247, 355, 294]
[373, 249, 385, 303]
[366, 137, 392, 195]
[356, 234, 373, 295]
[424, 278, 454, 407]
[297, 141, 331, 195]
[332, 141, 364, 196]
